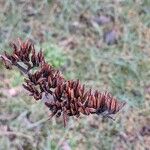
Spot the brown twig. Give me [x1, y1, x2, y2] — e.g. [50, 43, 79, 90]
[0, 54, 28, 74]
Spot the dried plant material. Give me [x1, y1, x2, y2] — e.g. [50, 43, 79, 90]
[0, 125, 16, 141]
[0, 38, 126, 127]
[92, 15, 114, 25]
[103, 28, 119, 45]
[140, 125, 150, 136]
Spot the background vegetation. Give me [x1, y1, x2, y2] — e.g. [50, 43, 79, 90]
[0, 0, 149, 149]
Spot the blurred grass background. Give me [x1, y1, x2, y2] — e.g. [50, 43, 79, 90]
[0, 0, 150, 150]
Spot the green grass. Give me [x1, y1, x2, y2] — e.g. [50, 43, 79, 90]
[0, 0, 150, 150]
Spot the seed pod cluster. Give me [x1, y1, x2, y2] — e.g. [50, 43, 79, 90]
[1, 38, 125, 126]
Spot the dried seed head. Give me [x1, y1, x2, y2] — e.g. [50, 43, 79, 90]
[1, 38, 126, 127]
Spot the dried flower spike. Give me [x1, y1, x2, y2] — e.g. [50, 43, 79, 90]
[0, 38, 126, 127]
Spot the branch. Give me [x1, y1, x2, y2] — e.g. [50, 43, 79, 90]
[0, 54, 28, 74]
